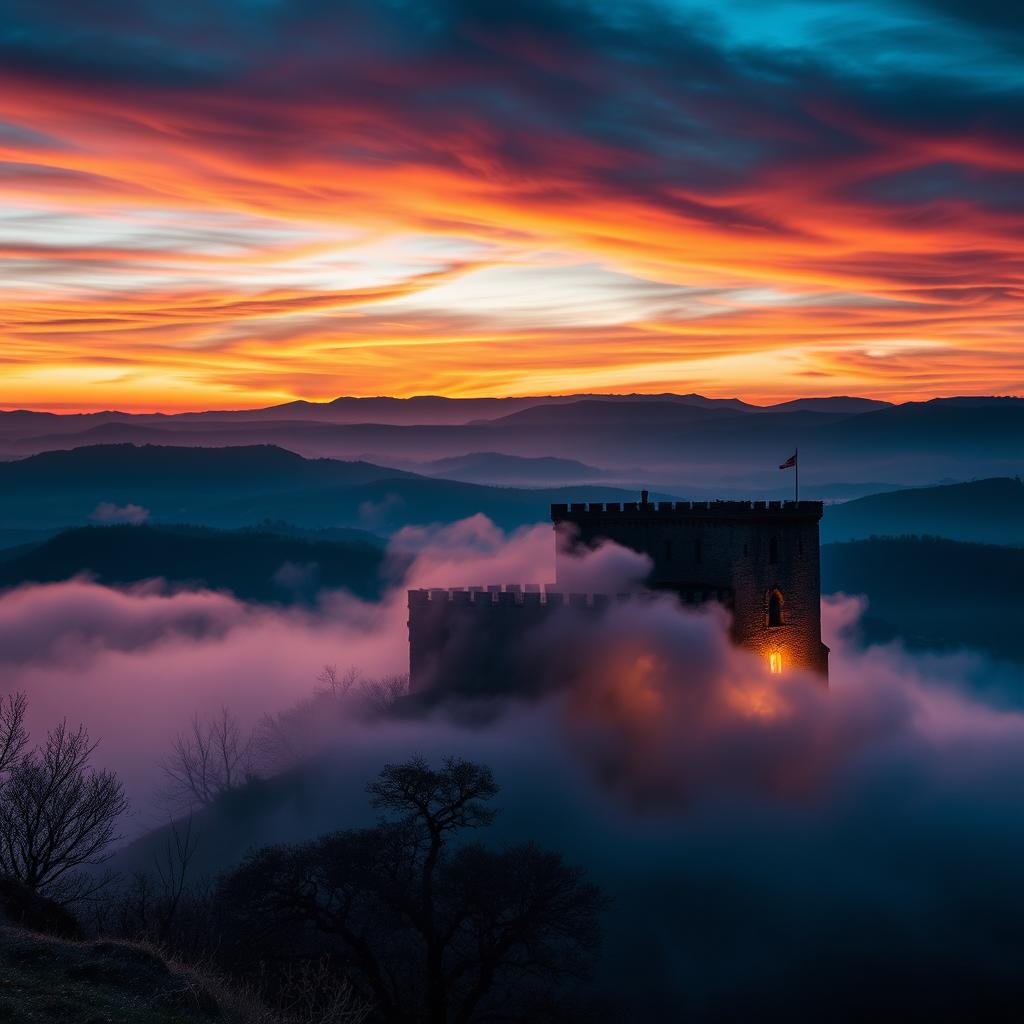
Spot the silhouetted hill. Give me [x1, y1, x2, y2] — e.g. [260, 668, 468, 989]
[823, 478, 1024, 545]
[0, 524, 388, 602]
[0, 392, 754, 436]
[763, 397, 891, 414]
[169, 391, 757, 424]
[822, 536, 1024, 663]
[0, 443, 407, 488]
[483, 399, 741, 428]
[818, 397, 1024, 449]
[0, 443, 669, 533]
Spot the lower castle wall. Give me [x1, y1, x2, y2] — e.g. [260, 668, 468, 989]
[407, 585, 733, 695]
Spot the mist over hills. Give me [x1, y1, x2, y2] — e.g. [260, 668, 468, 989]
[1, 524, 1019, 666]
[0, 443, 672, 536]
[2, 394, 1019, 492]
[413, 452, 605, 486]
[0, 441, 1019, 545]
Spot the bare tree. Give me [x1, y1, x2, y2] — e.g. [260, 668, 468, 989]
[272, 958, 372, 1024]
[0, 691, 28, 777]
[317, 664, 360, 699]
[103, 814, 203, 945]
[218, 758, 604, 1023]
[153, 814, 200, 942]
[254, 665, 360, 774]
[357, 674, 408, 715]
[160, 707, 254, 811]
[0, 719, 128, 901]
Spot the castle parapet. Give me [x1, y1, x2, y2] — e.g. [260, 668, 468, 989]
[551, 499, 823, 520]
[408, 583, 734, 608]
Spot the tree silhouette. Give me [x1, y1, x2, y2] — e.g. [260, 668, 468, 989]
[0, 693, 28, 778]
[0, 718, 127, 901]
[217, 757, 603, 1023]
[159, 706, 254, 811]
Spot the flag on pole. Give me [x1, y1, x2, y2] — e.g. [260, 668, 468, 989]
[779, 452, 797, 470]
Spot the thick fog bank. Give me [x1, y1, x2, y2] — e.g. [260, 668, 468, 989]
[3, 517, 1024, 1018]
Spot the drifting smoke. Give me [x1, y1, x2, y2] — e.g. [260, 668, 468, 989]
[3, 517, 1024, 1018]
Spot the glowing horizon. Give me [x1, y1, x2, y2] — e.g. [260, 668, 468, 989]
[2, 1, 1023, 414]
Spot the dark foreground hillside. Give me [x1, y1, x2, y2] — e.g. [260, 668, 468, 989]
[0, 927, 252, 1024]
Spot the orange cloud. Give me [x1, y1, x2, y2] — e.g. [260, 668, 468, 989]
[0, 49, 1022, 411]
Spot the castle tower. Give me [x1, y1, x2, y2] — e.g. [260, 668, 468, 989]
[407, 496, 829, 694]
[551, 497, 829, 679]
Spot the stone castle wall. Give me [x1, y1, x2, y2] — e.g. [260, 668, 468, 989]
[407, 499, 829, 693]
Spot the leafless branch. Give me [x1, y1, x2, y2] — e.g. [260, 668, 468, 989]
[0, 691, 28, 777]
[0, 719, 128, 900]
[159, 707, 254, 811]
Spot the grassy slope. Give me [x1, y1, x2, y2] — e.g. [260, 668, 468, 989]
[0, 927, 232, 1023]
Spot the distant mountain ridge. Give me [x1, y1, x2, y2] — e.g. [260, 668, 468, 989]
[1, 391, 878, 434]
[481, 399, 742, 428]
[760, 396, 891, 414]
[1, 396, 1021, 509]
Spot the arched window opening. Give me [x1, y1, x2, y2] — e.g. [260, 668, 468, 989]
[768, 588, 784, 627]
[769, 537, 779, 563]
[769, 651, 783, 674]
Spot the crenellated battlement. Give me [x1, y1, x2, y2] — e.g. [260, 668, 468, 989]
[551, 499, 823, 519]
[408, 583, 733, 609]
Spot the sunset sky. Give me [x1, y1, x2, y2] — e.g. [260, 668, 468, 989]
[2, 0, 1022, 411]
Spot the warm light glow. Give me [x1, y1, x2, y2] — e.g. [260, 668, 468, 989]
[725, 677, 787, 720]
[769, 651, 783, 675]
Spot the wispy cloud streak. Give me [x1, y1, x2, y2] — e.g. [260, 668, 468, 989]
[0, 0, 1022, 408]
